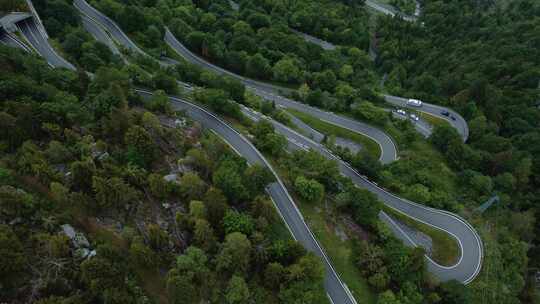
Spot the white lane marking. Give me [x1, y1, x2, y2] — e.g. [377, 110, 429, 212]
[327, 293, 336, 304]
[25, 20, 40, 46]
[138, 89, 355, 303]
[384, 94, 468, 141]
[76, 0, 146, 55]
[162, 31, 482, 283]
[240, 102, 482, 283]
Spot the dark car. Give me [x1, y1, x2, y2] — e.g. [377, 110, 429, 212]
[441, 110, 450, 116]
[450, 115, 457, 121]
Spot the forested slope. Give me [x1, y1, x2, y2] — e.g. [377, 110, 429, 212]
[0, 46, 327, 304]
[2, 0, 540, 303]
[375, 0, 540, 302]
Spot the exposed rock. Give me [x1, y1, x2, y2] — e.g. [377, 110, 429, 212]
[174, 118, 187, 127]
[61, 224, 90, 248]
[75, 248, 97, 259]
[97, 152, 110, 161]
[9, 217, 22, 226]
[164, 173, 179, 183]
[334, 226, 348, 242]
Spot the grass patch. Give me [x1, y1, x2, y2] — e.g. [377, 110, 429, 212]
[136, 268, 168, 304]
[297, 199, 377, 304]
[286, 108, 382, 159]
[267, 160, 377, 304]
[260, 78, 300, 91]
[381, 205, 460, 267]
[418, 112, 450, 128]
[198, 103, 375, 304]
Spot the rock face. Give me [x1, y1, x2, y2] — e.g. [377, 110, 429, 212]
[163, 174, 178, 183]
[61, 224, 95, 258]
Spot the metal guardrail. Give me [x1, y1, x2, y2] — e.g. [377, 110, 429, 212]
[25, 0, 47, 38]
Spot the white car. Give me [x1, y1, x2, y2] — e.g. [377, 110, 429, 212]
[396, 109, 407, 115]
[407, 98, 423, 107]
[409, 114, 419, 121]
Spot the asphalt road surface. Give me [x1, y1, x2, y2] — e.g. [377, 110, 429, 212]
[290, 29, 337, 51]
[16, 15, 357, 301]
[74, 0, 146, 56]
[80, 14, 120, 55]
[164, 28, 399, 164]
[389, 109, 433, 138]
[137, 90, 357, 304]
[384, 95, 469, 141]
[17, 18, 75, 70]
[241, 105, 483, 284]
[365, 0, 417, 21]
[0, 29, 31, 52]
[22, 2, 481, 288]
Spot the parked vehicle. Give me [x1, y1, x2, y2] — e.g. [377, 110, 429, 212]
[396, 109, 407, 115]
[407, 98, 423, 107]
[409, 114, 419, 121]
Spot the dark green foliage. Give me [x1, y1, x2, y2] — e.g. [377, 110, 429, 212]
[223, 210, 255, 235]
[125, 125, 157, 167]
[194, 88, 243, 119]
[294, 175, 325, 203]
[152, 71, 179, 95]
[244, 164, 274, 197]
[0, 25, 327, 304]
[336, 187, 381, 229]
[35, 0, 121, 72]
[438, 280, 471, 304]
[252, 119, 287, 157]
[213, 158, 248, 202]
[0, 225, 27, 295]
[0, 0, 25, 11]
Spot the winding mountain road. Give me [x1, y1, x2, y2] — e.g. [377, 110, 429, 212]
[74, 0, 146, 56]
[137, 90, 357, 304]
[365, 0, 417, 21]
[162, 24, 481, 284]
[20, 1, 483, 295]
[16, 20, 358, 300]
[80, 13, 120, 55]
[16, 18, 75, 70]
[389, 109, 433, 138]
[290, 28, 337, 51]
[160, 27, 483, 283]
[0, 28, 31, 52]
[384, 95, 469, 141]
[240, 106, 482, 284]
[164, 28, 399, 164]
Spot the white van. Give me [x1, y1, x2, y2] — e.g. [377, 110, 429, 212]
[407, 98, 423, 107]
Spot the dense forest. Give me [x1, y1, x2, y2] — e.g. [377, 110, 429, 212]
[1, 0, 540, 303]
[0, 46, 330, 303]
[88, 0, 382, 107]
[374, 0, 540, 302]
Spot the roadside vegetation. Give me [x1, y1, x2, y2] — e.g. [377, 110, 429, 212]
[418, 112, 450, 128]
[0, 0, 27, 12]
[0, 46, 328, 304]
[382, 206, 460, 266]
[374, 0, 539, 302]
[2, 0, 539, 303]
[243, 117, 471, 303]
[292, 192, 378, 304]
[286, 108, 382, 159]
